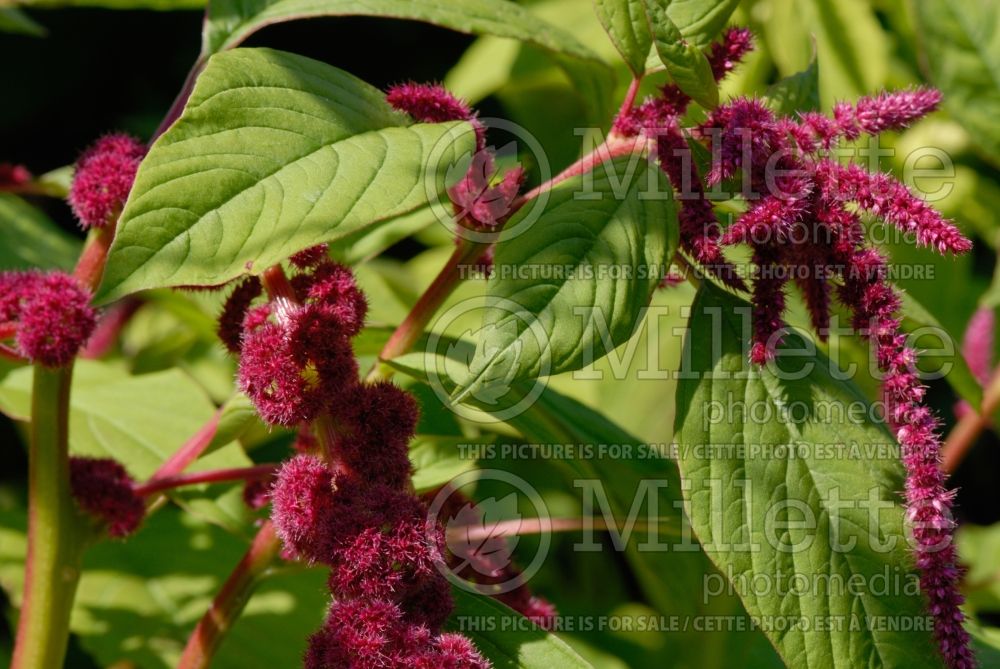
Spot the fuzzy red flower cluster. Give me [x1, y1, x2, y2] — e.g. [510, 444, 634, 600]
[387, 82, 523, 233]
[68, 133, 146, 229]
[616, 26, 973, 669]
[68, 456, 145, 537]
[0, 270, 96, 367]
[219, 247, 490, 668]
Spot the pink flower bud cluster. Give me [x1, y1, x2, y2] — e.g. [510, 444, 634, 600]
[219, 249, 490, 668]
[386, 82, 523, 233]
[0, 270, 97, 367]
[68, 133, 146, 229]
[69, 456, 145, 537]
[616, 25, 973, 669]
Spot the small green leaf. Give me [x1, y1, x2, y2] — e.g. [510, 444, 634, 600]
[674, 283, 941, 668]
[645, 0, 719, 108]
[593, 0, 652, 75]
[457, 155, 676, 402]
[766, 53, 820, 115]
[914, 0, 1000, 168]
[98, 48, 476, 302]
[0, 194, 81, 271]
[0, 8, 46, 36]
[202, 0, 601, 61]
[449, 589, 593, 668]
[663, 0, 739, 48]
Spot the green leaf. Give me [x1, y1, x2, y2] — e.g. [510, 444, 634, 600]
[0, 507, 327, 669]
[766, 53, 820, 115]
[662, 0, 739, 49]
[409, 434, 482, 493]
[202, 0, 601, 60]
[388, 344, 784, 668]
[0, 360, 242, 481]
[457, 156, 676, 402]
[761, 0, 888, 107]
[19, 0, 203, 8]
[0, 194, 81, 271]
[896, 291, 983, 410]
[0, 8, 46, 36]
[449, 589, 593, 668]
[593, 0, 652, 75]
[98, 48, 475, 302]
[914, 0, 1000, 168]
[645, 1, 719, 108]
[674, 283, 942, 668]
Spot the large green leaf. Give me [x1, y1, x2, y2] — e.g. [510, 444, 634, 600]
[645, 0, 718, 108]
[674, 283, 942, 668]
[202, 0, 600, 60]
[449, 589, 593, 668]
[0, 194, 81, 271]
[98, 48, 475, 302]
[388, 343, 783, 668]
[593, 0, 652, 75]
[914, 0, 1000, 167]
[0, 507, 327, 669]
[18, 0, 202, 8]
[0, 360, 249, 490]
[457, 155, 676, 402]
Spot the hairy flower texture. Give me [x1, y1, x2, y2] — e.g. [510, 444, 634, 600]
[270, 454, 339, 562]
[69, 456, 145, 537]
[236, 262, 364, 427]
[662, 34, 972, 664]
[292, 260, 369, 338]
[0, 163, 31, 189]
[386, 82, 484, 149]
[306, 598, 489, 669]
[963, 307, 995, 386]
[0, 271, 97, 366]
[218, 276, 263, 354]
[231, 255, 487, 666]
[654, 125, 746, 290]
[448, 150, 525, 230]
[290, 243, 331, 269]
[332, 381, 419, 488]
[68, 133, 146, 229]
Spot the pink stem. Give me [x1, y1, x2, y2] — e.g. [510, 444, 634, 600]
[149, 410, 222, 482]
[134, 464, 277, 497]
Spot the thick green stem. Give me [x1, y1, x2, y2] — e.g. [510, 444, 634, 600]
[11, 366, 87, 669]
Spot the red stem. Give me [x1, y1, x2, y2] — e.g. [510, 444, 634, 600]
[176, 522, 281, 669]
[150, 410, 222, 482]
[373, 240, 487, 369]
[511, 135, 647, 211]
[73, 226, 115, 294]
[615, 76, 643, 124]
[134, 464, 277, 497]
